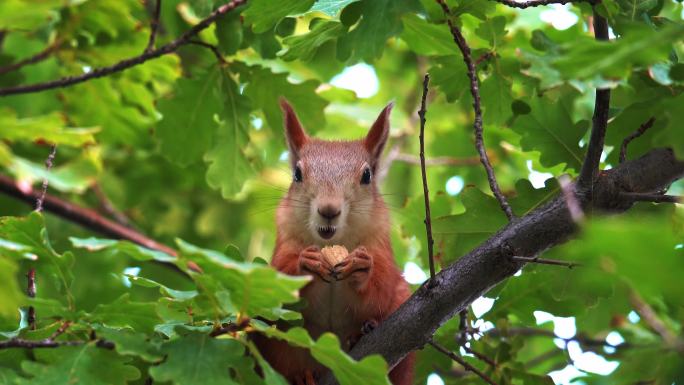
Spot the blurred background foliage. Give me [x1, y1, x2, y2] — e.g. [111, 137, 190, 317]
[0, 0, 683, 384]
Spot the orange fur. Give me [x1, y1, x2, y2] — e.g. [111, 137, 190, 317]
[255, 100, 414, 385]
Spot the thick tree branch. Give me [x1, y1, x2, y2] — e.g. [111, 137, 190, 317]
[436, 0, 515, 221]
[0, 174, 177, 257]
[320, 147, 684, 385]
[0, 0, 246, 97]
[577, 12, 610, 189]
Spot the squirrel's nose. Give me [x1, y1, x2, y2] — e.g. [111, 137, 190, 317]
[318, 205, 341, 220]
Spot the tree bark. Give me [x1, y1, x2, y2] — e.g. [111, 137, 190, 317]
[320, 147, 684, 385]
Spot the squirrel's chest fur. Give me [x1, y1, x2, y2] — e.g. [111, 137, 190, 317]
[300, 278, 363, 346]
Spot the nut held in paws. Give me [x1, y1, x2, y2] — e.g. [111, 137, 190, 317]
[320, 245, 348, 266]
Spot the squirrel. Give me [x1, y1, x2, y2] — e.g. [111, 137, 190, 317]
[253, 99, 415, 385]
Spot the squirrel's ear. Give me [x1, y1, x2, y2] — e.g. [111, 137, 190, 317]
[280, 98, 308, 163]
[364, 102, 393, 165]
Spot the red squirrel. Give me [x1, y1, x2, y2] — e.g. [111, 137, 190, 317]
[254, 100, 414, 385]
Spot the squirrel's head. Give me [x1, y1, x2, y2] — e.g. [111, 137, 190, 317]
[278, 98, 392, 247]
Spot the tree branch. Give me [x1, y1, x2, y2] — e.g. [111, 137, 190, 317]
[319, 147, 684, 385]
[418, 74, 437, 280]
[510, 255, 579, 268]
[618, 192, 681, 204]
[436, 0, 515, 221]
[145, 0, 162, 53]
[393, 153, 482, 167]
[619, 117, 656, 163]
[0, 40, 61, 76]
[0, 0, 246, 97]
[577, 11, 610, 189]
[0, 174, 177, 257]
[429, 341, 499, 385]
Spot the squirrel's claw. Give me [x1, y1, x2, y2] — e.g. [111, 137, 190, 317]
[299, 246, 334, 283]
[334, 247, 373, 285]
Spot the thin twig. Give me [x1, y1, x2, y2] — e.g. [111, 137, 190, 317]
[511, 255, 578, 268]
[418, 74, 436, 281]
[474, 51, 495, 66]
[429, 341, 499, 385]
[482, 327, 633, 350]
[558, 175, 584, 223]
[91, 184, 134, 228]
[435, 0, 514, 221]
[393, 153, 482, 167]
[26, 269, 36, 330]
[0, 0, 246, 96]
[457, 309, 468, 346]
[0, 174, 178, 257]
[35, 144, 57, 212]
[457, 309, 497, 368]
[187, 40, 227, 64]
[48, 321, 72, 341]
[0, 338, 114, 350]
[619, 117, 656, 163]
[618, 192, 681, 204]
[489, 0, 594, 8]
[466, 348, 497, 368]
[145, 0, 162, 53]
[629, 290, 678, 347]
[0, 40, 61, 75]
[577, 11, 610, 189]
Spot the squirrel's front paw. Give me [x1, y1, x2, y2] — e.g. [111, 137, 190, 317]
[333, 246, 373, 286]
[298, 246, 334, 283]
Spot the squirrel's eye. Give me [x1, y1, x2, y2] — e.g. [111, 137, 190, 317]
[360, 168, 372, 185]
[293, 166, 303, 183]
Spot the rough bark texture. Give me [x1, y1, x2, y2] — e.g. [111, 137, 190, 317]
[320, 147, 684, 385]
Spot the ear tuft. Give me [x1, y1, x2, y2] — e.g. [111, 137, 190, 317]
[364, 102, 393, 165]
[280, 97, 308, 164]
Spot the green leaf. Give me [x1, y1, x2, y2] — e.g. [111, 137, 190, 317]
[243, 66, 328, 132]
[178, 240, 309, 319]
[311, 0, 360, 16]
[428, 55, 469, 103]
[69, 237, 176, 263]
[149, 330, 245, 385]
[0, 257, 23, 322]
[400, 14, 456, 56]
[93, 325, 164, 362]
[552, 23, 684, 81]
[433, 187, 508, 262]
[90, 294, 161, 333]
[480, 62, 515, 126]
[256, 325, 392, 385]
[243, 0, 315, 34]
[20, 345, 140, 385]
[512, 92, 586, 171]
[0, 213, 74, 303]
[337, 0, 420, 62]
[280, 20, 346, 61]
[215, 13, 243, 55]
[156, 67, 223, 166]
[0, 109, 98, 147]
[204, 69, 255, 198]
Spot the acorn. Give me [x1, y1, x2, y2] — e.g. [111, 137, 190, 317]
[320, 245, 348, 267]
